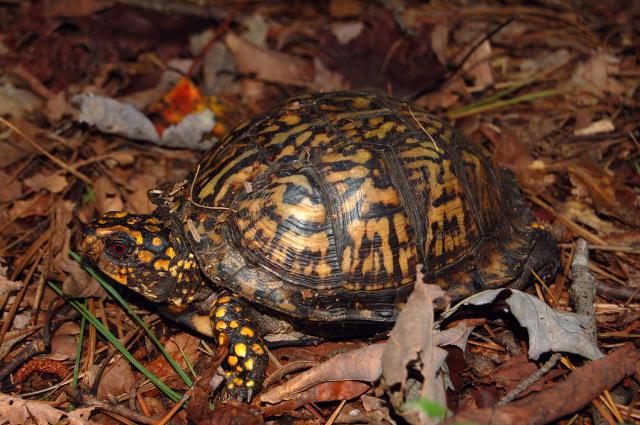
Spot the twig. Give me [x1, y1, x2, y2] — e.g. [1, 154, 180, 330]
[189, 164, 237, 212]
[67, 386, 160, 425]
[498, 353, 561, 405]
[569, 239, 597, 342]
[0, 117, 92, 185]
[444, 344, 640, 425]
[410, 15, 520, 100]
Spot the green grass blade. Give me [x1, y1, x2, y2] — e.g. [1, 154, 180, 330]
[68, 250, 193, 387]
[447, 88, 561, 120]
[48, 281, 183, 402]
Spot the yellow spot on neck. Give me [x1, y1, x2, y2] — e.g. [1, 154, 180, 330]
[137, 250, 153, 264]
[154, 259, 169, 271]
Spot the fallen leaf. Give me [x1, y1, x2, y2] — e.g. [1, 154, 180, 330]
[97, 356, 135, 400]
[561, 199, 622, 236]
[331, 21, 365, 45]
[573, 118, 615, 136]
[24, 172, 67, 194]
[0, 393, 88, 425]
[126, 174, 157, 215]
[0, 171, 21, 203]
[571, 51, 626, 96]
[94, 176, 124, 214]
[462, 40, 494, 91]
[262, 381, 370, 417]
[329, 0, 364, 17]
[566, 160, 640, 228]
[8, 194, 51, 221]
[0, 83, 42, 118]
[383, 283, 448, 425]
[260, 343, 384, 404]
[490, 124, 547, 194]
[312, 57, 349, 92]
[189, 399, 264, 425]
[430, 23, 449, 66]
[51, 322, 81, 361]
[225, 32, 313, 87]
[440, 289, 604, 361]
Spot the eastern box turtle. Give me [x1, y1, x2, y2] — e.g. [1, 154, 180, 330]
[78, 91, 558, 400]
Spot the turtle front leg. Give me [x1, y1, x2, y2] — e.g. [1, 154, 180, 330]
[210, 292, 269, 401]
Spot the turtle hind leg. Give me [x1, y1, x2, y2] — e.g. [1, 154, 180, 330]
[210, 292, 269, 401]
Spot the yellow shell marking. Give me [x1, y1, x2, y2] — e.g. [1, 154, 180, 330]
[215, 307, 227, 318]
[244, 358, 254, 371]
[151, 237, 162, 246]
[229, 320, 239, 329]
[240, 327, 254, 337]
[215, 321, 227, 330]
[165, 247, 175, 259]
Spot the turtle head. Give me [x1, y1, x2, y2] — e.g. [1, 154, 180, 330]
[78, 211, 205, 306]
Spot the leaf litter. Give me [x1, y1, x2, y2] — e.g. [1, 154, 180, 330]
[0, 1, 639, 424]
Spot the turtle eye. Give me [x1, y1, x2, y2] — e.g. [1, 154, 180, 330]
[106, 239, 132, 260]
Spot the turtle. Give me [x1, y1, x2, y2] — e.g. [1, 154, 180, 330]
[78, 91, 558, 401]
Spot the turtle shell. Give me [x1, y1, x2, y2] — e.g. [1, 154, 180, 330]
[168, 92, 539, 325]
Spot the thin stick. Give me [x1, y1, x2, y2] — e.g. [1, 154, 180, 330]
[325, 399, 347, 425]
[408, 106, 439, 152]
[0, 116, 92, 184]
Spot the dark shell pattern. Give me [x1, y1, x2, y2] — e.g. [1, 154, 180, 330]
[165, 92, 534, 324]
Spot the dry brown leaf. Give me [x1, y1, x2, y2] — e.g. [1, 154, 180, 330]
[50, 321, 81, 361]
[126, 174, 157, 215]
[0, 393, 90, 425]
[97, 356, 135, 400]
[24, 172, 67, 194]
[225, 32, 313, 87]
[491, 125, 547, 194]
[0, 171, 22, 203]
[383, 283, 449, 425]
[331, 21, 365, 45]
[430, 23, 449, 66]
[260, 343, 384, 404]
[571, 51, 625, 96]
[262, 381, 370, 417]
[573, 118, 615, 136]
[312, 57, 349, 92]
[0, 262, 22, 298]
[94, 176, 124, 213]
[329, 0, 364, 17]
[8, 194, 51, 221]
[462, 40, 494, 91]
[567, 161, 640, 227]
[561, 199, 622, 236]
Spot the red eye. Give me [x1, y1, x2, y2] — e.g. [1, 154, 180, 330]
[107, 240, 129, 259]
